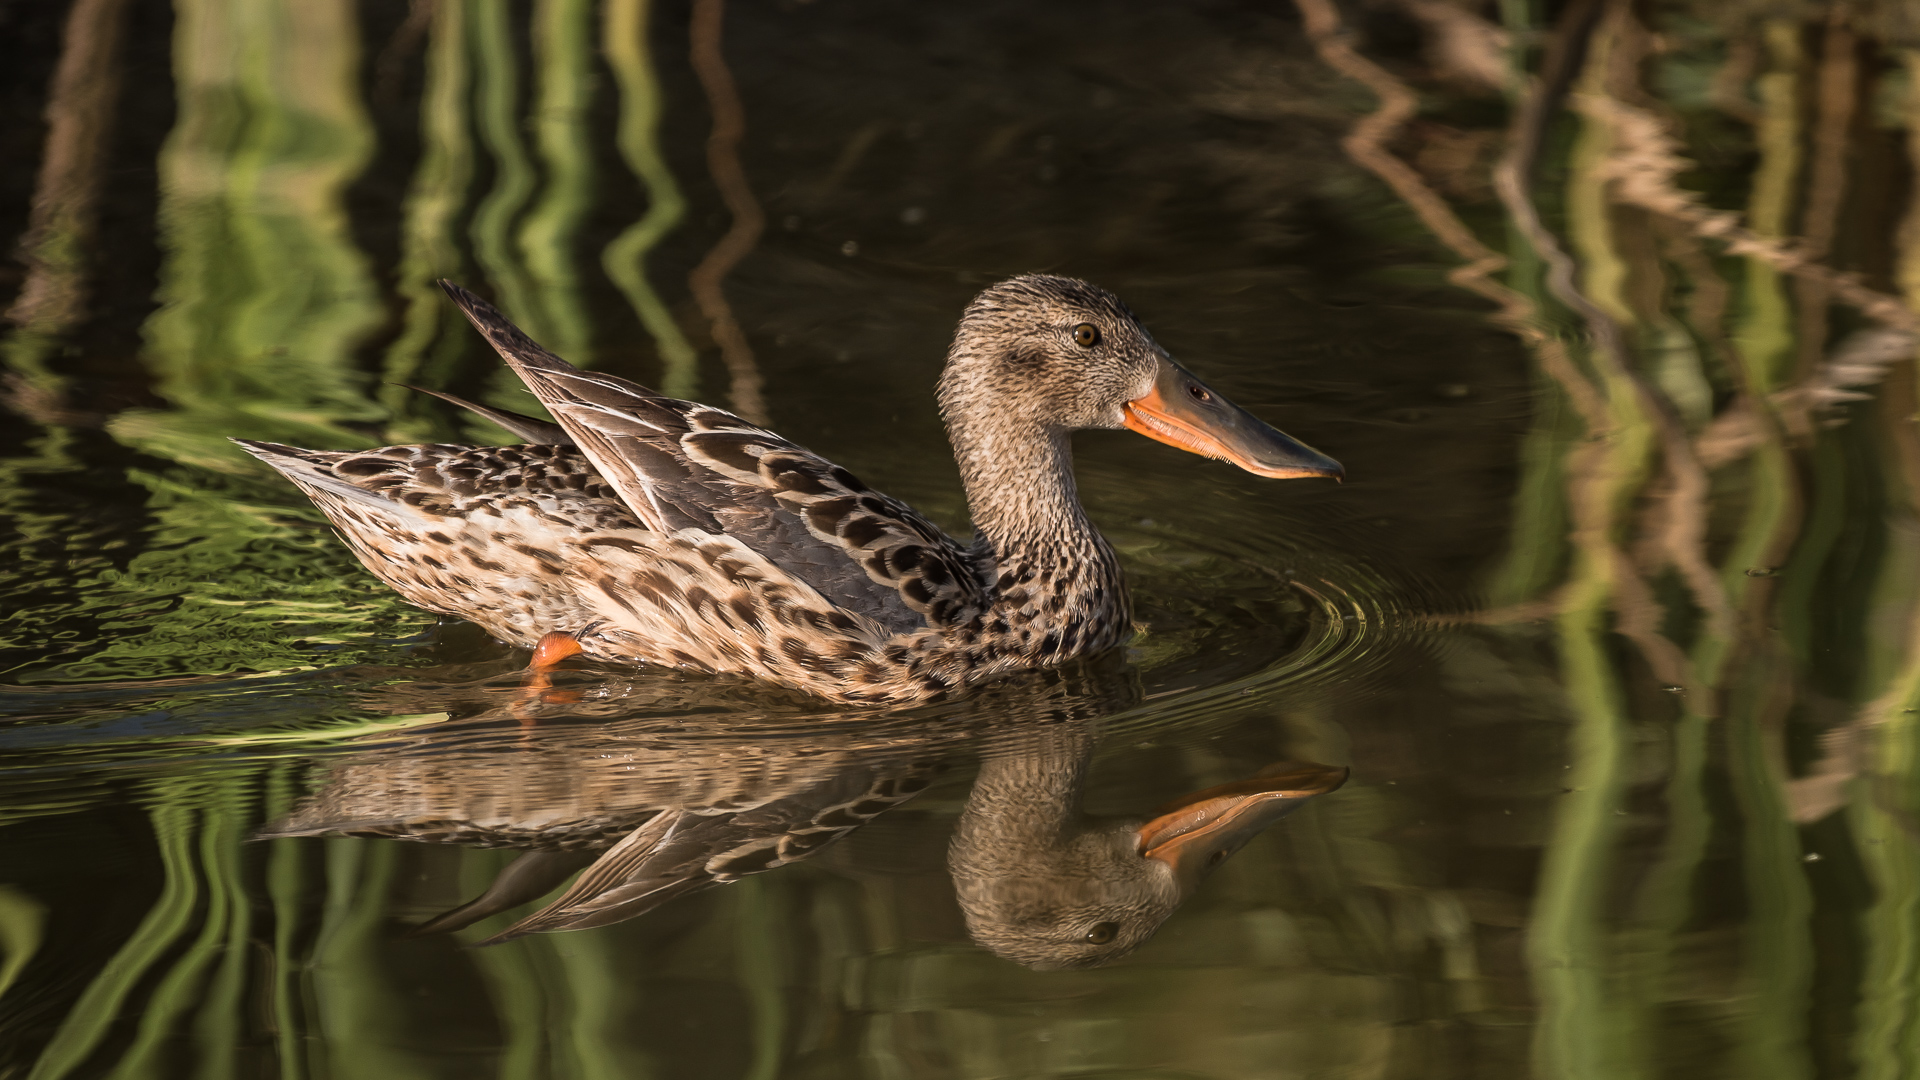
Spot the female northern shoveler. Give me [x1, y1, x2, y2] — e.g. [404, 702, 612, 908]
[237, 276, 1340, 703]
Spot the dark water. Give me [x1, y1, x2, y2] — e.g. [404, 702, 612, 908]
[4, 0, 1919, 1076]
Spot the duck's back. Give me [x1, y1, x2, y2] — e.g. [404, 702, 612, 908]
[237, 423, 1002, 701]
[238, 440, 650, 647]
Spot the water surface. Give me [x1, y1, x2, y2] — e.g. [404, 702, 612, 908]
[3, 0, 1918, 1077]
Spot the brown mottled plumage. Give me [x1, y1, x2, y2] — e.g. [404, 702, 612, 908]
[236, 277, 1341, 704]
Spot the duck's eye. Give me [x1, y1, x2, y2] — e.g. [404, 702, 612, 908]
[1072, 323, 1101, 348]
[1189, 384, 1212, 403]
[1084, 922, 1119, 945]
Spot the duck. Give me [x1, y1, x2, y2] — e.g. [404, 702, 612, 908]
[236, 276, 1341, 704]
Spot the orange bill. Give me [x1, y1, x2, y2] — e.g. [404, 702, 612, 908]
[1136, 762, 1349, 887]
[1123, 355, 1343, 480]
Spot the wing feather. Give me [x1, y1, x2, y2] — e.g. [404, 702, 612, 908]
[396, 385, 571, 445]
[440, 281, 991, 633]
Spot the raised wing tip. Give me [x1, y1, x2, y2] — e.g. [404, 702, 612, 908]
[438, 280, 498, 336]
[437, 280, 512, 338]
[437, 280, 575, 378]
[436, 278, 485, 311]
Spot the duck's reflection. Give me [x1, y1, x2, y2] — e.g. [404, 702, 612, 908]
[262, 666, 1343, 966]
[952, 723, 1343, 969]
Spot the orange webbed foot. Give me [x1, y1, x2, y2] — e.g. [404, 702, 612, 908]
[528, 630, 585, 677]
[516, 631, 589, 721]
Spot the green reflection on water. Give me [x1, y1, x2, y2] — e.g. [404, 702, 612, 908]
[735, 876, 789, 1080]
[0, 887, 45, 1005]
[468, 0, 541, 393]
[517, 0, 597, 366]
[604, 0, 700, 398]
[381, 0, 475, 444]
[12, 0, 1920, 1077]
[1726, 29, 1815, 1080]
[262, 766, 307, 1080]
[117, 0, 383, 466]
[5, 458, 431, 683]
[462, 850, 552, 1079]
[0, 0, 436, 684]
[1847, 65, 1920, 1074]
[308, 840, 432, 1080]
[1525, 27, 1651, 1075]
[28, 794, 200, 1080]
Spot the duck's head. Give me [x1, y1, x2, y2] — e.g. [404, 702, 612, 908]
[951, 760, 1349, 970]
[937, 275, 1343, 481]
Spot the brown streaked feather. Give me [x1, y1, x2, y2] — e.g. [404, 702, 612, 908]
[439, 281, 990, 634]
[235, 438, 917, 691]
[236, 440, 649, 647]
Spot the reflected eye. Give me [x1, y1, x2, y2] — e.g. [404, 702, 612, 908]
[1072, 323, 1101, 348]
[1084, 922, 1118, 944]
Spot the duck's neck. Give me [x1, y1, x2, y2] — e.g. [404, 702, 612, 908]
[951, 422, 1127, 632]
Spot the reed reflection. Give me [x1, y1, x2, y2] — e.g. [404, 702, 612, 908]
[1292, 0, 1920, 1072]
[262, 664, 1344, 968]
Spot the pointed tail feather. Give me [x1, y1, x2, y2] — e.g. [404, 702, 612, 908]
[395, 383, 570, 445]
[231, 438, 337, 469]
[230, 438, 430, 520]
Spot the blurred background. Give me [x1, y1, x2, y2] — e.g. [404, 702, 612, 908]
[3, 0, 1920, 1076]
